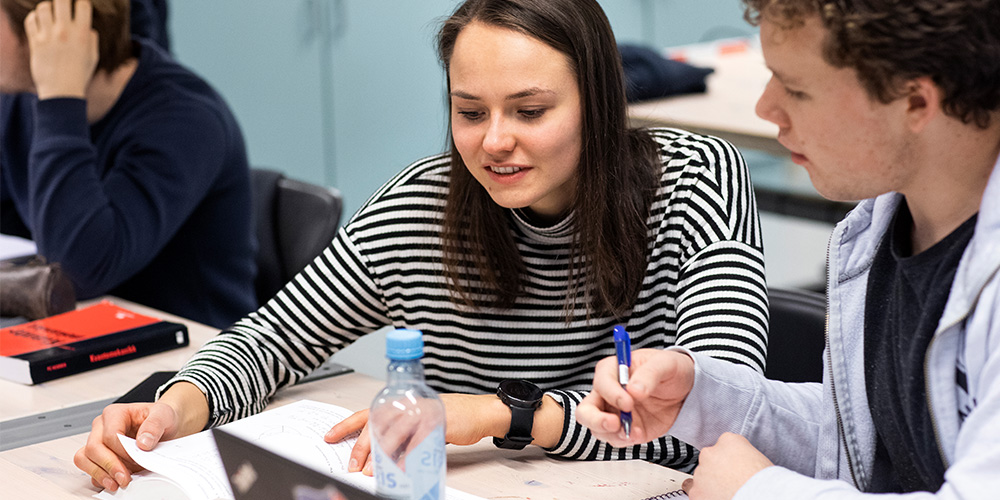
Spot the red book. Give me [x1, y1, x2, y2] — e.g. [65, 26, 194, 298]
[0, 301, 188, 385]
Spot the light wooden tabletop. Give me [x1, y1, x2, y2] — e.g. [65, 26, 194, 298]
[627, 48, 782, 156]
[627, 46, 860, 223]
[1, 372, 690, 499]
[1, 304, 690, 499]
[0, 297, 220, 422]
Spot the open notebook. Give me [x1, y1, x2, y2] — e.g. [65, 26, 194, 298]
[92, 398, 686, 500]
[95, 400, 484, 500]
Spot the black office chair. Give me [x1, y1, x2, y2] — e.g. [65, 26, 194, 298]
[251, 169, 343, 305]
[764, 287, 827, 383]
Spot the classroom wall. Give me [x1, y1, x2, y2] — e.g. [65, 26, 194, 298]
[167, 1, 825, 380]
[167, 0, 752, 219]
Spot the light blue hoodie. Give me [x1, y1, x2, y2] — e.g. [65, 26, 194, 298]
[669, 153, 1000, 499]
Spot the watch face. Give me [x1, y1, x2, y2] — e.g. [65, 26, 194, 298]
[499, 379, 543, 405]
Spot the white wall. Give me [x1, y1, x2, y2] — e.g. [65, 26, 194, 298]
[332, 327, 390, 380]
[760, 214, 831, 290]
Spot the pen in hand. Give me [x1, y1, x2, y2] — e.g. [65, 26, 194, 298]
[613, 324, 632, 439]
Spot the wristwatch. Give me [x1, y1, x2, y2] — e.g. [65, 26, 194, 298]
[493, 379, 544, 450]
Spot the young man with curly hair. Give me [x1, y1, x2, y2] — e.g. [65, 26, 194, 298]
[578, 0, 1000, 498]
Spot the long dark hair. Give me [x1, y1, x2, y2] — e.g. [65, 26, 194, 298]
[438, 0, 659, 320]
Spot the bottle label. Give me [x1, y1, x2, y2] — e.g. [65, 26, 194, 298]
[372, 432, 409, 499]
[373, 425, 445, 500]
[406, 425, 445, 500]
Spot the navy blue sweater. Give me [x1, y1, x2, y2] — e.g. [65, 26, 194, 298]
[0, 39, 256, 328]
[131, 0, 170, 51]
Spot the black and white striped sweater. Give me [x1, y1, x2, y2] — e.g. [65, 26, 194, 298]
[167, 128, 768, 469]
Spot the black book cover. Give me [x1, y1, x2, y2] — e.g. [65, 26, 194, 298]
[5, 321, 188, 384]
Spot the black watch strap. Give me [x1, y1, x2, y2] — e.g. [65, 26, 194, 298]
[493, 404, 536, 449]
[493, 380, 543, 450]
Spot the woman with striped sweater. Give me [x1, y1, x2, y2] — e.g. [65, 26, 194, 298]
[76, 0, 768, 491]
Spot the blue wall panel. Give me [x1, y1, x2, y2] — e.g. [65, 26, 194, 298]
[169, 0, 752, 217]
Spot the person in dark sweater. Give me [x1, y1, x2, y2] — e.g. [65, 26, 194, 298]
[0, 0, 169, 212]
[130, 0, 168, 51]
[0, 0, 256, 328]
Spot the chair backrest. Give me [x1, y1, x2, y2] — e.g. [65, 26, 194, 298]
[765, 287, 827, 383]
[251, 168, 343, 305]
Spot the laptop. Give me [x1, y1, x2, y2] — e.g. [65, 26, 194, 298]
[212, 428, 380, 500]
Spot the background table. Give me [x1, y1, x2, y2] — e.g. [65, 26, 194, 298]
[627, 47, 854, 224]
[628, 49, 780, 156]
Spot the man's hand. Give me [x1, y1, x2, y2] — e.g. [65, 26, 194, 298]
[24, 0, 99, 99]
[682, 432, 773, 500]
[575, 348, 695, 446]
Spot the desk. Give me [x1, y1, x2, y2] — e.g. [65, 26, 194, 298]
[2, 306, 690, 499]
[1, 298, 350, 451]
[1, 371, 690, 499]
[628, 49, 780, 156]
[628, 49, 854, 223]
[0, 297, 220, 422]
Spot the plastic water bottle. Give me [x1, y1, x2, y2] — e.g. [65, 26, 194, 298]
[369, 329, 446, 500]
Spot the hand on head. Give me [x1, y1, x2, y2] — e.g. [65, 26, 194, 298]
[24, 0, 99, 99]
[575, 348, 695, 447]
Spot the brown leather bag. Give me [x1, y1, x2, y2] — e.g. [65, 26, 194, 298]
[0, 256, 76, 320]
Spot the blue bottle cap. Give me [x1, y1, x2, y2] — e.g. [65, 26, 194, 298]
[386, 329, 424, 360]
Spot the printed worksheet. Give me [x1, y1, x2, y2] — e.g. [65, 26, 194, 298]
[94, 400, 482, 500]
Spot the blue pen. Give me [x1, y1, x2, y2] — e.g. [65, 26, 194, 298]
[613, 324, 632, 438]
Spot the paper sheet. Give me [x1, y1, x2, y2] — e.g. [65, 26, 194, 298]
[94, 400, 483, 500]
[0, 234, 36, 261]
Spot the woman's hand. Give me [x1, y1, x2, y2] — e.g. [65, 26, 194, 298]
[324, 408, 373, 473]
[73, 402, 177, 492]
[575, 348, 695, 447]
[73, 382, 209, 492]
[324, 393, 519, 475]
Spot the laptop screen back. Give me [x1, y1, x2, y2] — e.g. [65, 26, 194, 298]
[212, 428, 379, 500]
